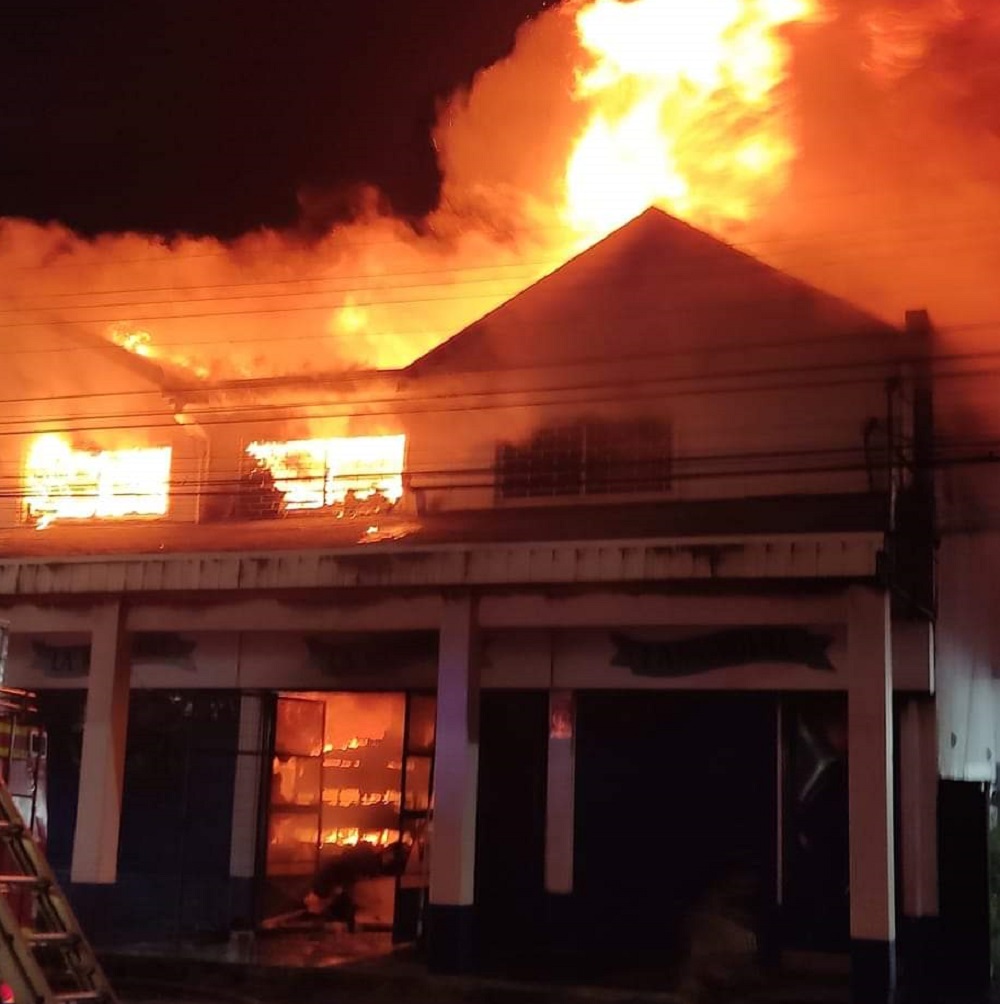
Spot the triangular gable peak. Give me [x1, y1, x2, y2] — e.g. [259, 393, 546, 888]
[408, 207, 902, 376]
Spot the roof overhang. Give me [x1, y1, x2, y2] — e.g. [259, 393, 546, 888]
[0, 531, 884, 598]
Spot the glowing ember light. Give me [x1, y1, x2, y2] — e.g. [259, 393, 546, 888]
[108, 324, 212, 379]
[245, 435, 405, 513]
[564, 0, 816, 234]
[110, 326, 155, 358]
[24, 434, 171, 528]
[330, 298, 370, 337]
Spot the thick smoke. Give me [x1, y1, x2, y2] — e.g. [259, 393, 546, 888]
[0, 6, 585, 383]
[748, 0, 1000, 338]
[1, 0, 998, 382]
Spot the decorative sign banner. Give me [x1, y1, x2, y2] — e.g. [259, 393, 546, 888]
[306, 632, 437, 675]
[132, 633, 197, 669]
[32, 642, 90, 678]
[32, 633, 197, 678]
[610, 627, 835, 678]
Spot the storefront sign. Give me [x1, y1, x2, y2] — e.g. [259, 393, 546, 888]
[306, 632, 437, 675]
[132, 632, 196, 669]
[32, 633, 196, 678]
[610, 627, 835, 677]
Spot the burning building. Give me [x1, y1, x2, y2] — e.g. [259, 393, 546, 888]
[5, 203, 993, 1004]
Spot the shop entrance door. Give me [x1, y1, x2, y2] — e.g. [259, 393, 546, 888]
[262, 691, 433, 938]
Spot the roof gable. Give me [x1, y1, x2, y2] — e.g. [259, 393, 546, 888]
[409, 207, 900, 375]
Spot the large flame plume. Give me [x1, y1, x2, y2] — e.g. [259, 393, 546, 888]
[1, 0, 999, 381]
[564, 0, 815, 233]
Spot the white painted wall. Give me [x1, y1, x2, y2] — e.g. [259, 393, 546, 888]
[401, 338, 903, 513]
[4, 630, 437, 693]
[0, 299, 907, 533]
[4, 609, 929, 695]
[935, 532, 1000, 780]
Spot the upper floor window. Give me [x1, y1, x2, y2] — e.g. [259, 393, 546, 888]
[495, 419, 670, 500]
[24, 434, 172, 529]
[241, 435, 405, 518]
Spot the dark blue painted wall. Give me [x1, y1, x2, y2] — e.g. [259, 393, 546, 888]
[37, 690, 242, 945]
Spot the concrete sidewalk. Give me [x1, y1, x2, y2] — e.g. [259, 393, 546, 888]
[102, 943, 852, 1004]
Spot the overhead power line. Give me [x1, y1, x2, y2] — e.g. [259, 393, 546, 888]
[1, 331, 1000, 434]
[5, 212, 1000, 303]
[3, 227, 1000, 331]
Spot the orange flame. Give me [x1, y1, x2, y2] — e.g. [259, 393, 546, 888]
[1, 0, 826, 379]
[246, 435, 405, 512]
[109, 324, 212, 379]
[564, 0, 817, 234]
[24, 434, 171, 529]
[320, 827, 400, 848]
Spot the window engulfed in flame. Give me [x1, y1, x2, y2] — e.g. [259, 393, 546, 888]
[24, 434, 171, 528]
[245, 435, 405, 512]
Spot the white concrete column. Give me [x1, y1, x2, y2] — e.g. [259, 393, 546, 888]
[226, 690, 265, 931]
[71, 600, 131, 884]
[847, 586, 896, 1001]
[229, 692, 265, 922]
[545, 690, 575, 895]
[428, 594, 479, 971]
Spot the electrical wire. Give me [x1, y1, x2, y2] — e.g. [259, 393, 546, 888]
[0, 346, 987, 438]
[0, 348, 995, 446]
[3, 229, 1000, 337]
[7, 213, 1000, 307]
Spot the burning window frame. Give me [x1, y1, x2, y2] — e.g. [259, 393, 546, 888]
[242, 434, 406, 518]
[23, 434, 173, 529]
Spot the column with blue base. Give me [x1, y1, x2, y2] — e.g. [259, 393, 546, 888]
[847, 587, 896, 1003]
[228, 692, 264, 930]
[898, 695, 939, 998]
[69, 600, 131, 940]
[427, 594, 479, 973]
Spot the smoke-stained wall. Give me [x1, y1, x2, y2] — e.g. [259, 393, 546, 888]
[403, 334, 905, 513]
[935, 532, 1000, 780]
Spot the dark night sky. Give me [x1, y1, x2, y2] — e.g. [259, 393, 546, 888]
[0, 1, 549, 238]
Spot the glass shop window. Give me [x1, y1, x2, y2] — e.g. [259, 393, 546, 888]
[262, 692, 433, 937]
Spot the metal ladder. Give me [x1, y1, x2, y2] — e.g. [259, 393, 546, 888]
[0, 686, 117, 1004]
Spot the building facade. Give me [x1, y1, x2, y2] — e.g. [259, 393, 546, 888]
[0, 209, 989, 1001]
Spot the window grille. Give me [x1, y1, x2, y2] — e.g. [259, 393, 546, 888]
[496, 420, 670, 500]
